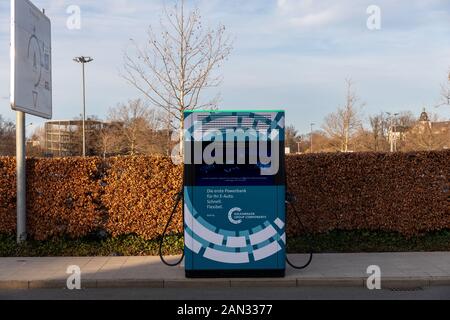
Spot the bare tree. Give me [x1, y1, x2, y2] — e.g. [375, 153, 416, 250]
[307, 130, 335, 153]
[122, 0, 233, 153]
[285, 125, 301, 153]
[0, 115, 15, 156]
[322, 79, 364, 152]
[108, 99, 163, 156]
[439, 70, 450, 107]
[368, 113, 389, 152]
[396, 111, 416, 128]
[27, 126, 46, 157]
[96, 122, 123, 158]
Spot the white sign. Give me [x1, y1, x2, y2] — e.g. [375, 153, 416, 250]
[10, 0, 52, 119]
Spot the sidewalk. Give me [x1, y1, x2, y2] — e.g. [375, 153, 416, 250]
[0, 253, 449, 289]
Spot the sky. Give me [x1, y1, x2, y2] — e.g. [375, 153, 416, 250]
[0, 0, 449, 134]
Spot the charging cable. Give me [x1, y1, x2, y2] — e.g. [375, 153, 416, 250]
[285, 193, 314, 270]
[159, 190, 185, 267]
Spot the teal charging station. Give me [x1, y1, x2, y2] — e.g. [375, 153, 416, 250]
[183, 111, 286, 278]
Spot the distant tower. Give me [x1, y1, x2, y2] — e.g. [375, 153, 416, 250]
[418, 108, 432, 132]
[419, 108, 430, 123]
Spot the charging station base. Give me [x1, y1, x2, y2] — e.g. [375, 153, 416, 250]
[186, 270, 286, 279]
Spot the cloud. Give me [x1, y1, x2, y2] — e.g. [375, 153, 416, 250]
[275, 0, 450, 31]
[288, 8, 340, 28]
[0, 0, 449, 132]
[276, 0, 348, 29]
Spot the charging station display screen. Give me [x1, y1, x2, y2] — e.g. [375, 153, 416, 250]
[184, 111, 286, 277]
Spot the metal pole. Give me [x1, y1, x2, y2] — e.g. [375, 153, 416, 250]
[390, 118, 394, 153]
[387, 113, 394, 153]
[393, 114, 399, 152]
[393, 122, 397, 152]
[82, 62, 86, 157]
[16, 111, 26, 243]
[74, 56, 93, 157]
[310, 123, 315, 153]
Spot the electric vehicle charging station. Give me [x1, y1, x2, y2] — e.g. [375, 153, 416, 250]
[183, 111, 286, 278]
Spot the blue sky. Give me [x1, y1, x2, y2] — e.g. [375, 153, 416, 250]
[0, 0, 449, 133]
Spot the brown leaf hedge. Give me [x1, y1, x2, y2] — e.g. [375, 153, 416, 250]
[103, 157, 183, 240]
[286, 152, 450, 237]
[0, 151, 448, 240]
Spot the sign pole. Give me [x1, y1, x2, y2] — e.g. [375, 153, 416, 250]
[11, 1, 52, 243]
[16, 110, 27, 243]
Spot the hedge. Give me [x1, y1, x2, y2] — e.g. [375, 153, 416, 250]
[286, 152, 450, 237]
[102, 157, 183, 240]
[0, 151, 448, 240]
[20, 158, 102, 240]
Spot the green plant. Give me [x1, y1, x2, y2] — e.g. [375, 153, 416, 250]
[1, 230, 450, 257]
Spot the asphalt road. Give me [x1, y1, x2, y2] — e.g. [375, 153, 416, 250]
[1, 286, 450, 300]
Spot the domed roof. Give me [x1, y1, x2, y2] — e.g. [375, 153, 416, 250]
[419, 109, 430, 122]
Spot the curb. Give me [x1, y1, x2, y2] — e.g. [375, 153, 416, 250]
[1, 277, 449, 290]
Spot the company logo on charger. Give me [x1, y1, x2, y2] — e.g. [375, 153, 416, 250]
[228, 207, 243, 225]
[228, 207, 266, 225]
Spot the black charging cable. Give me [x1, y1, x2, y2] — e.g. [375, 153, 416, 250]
[159, 190, 185, 267]
[285, 193, 314, 270]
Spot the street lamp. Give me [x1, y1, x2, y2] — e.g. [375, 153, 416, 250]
[386, 112, 399, 153]
[73, 56, 94, 157]
[297, 138, 302, 154]
[310, 123, 315, 153]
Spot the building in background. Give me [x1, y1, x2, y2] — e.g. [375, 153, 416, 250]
[43, 119, 168, 157]
[409, 110, 450, 150]
[415, 110, 450, 137]
[388, 126, 409, 152]
[44, 120, 104, 157]
[388, 110, 450, 151]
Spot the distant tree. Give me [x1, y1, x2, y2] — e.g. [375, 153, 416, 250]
[439, 71, 450, 146]
[322, 79, 364, 152]
[285, 125, 301, 153]
[395, 111, 416, 128]
[304, 130, 334, 153]
[350, 111, 416, 153]
[0, 115, 15, 156]
[122, 0, 233, 154]
[96, 122, 124, 158]
[438, 70, 450, 107]
[351, 127, 376, 152]
[108, 99, 163, 156]
[65, 116, 105, 156]
[27, 126, 46, 157]
[367, 113, 389, 152]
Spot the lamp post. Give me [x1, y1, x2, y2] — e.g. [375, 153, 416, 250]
[386, 112, 399, 153]
[297, 138, 302, 154]
[73, 56, 93, 157]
